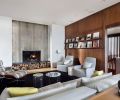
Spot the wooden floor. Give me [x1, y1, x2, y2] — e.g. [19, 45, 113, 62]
[89, 85, 120, 100]
[27, 68, 57, 74]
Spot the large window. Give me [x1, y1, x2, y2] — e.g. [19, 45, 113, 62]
[108, 33, 120, 60]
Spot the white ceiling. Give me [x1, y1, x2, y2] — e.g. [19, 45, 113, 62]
[0, 0, 119, 26]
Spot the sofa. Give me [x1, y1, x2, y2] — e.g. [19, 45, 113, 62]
[0, 72, 120, 100]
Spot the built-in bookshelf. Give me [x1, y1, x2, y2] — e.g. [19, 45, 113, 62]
[65, 31, 102, 49]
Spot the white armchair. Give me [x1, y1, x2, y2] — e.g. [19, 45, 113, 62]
[57, 56, 74, 72]
[72, 57, 96, 77]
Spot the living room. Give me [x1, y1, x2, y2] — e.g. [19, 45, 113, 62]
[0, 0, 120, 100]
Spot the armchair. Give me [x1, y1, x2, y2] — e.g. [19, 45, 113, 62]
[72, 57, 96, 77]
[57, 56, 74, 72]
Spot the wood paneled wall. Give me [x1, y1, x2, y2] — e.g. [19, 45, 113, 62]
[65, 3, 120, 71]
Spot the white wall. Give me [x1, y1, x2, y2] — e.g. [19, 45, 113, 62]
[0, 16, 12, 67]
[49, 24, 65, 66]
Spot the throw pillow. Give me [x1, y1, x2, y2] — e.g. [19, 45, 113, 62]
[83, 62, 92, 69]
[92, 70, 104, 77]
[7, 87, 38, 97]
[64, 59, 71, 65]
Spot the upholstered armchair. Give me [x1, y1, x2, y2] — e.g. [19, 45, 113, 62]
[57, 56, 74, 72]
[72, 57, 96, 77]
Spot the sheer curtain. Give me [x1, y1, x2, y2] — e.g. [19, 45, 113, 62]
[108, 34, 120, 60]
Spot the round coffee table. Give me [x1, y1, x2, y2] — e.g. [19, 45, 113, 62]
[46, 72, 61, 84]
[33, 73, 43, 88]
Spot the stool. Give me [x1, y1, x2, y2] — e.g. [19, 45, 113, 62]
[33, 73, 43, 88]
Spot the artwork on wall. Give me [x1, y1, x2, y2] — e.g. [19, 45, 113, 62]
[68, 39, 72, 42]
[74, 43, 78, 48]
[86, 34, 92, 40]
[69, 43, 74, 48]
[65, 39, 69, 43]
[65, 31, 101, 49]
[93, 40, 99, 48]
[76, 37, 79, 42]
[80, 36, 86, 41]
[72, 38, 75, 42]
[87, 41, 92, 48]
[78, 42, 86, 48]
[93, 32, 99, 39]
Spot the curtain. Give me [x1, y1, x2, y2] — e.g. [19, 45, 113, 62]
[108, 33, 120, 60]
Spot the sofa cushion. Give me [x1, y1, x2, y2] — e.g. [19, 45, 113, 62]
[62, 78, 81, 87]
[92, 70, 104, 77]
[7, 82, 77, 100]
[83, 62, 92, 69]
[41, 86, 97, 100]
[86, 80, 110, 92]
[85, 74, 120, 92]
[39, 82, 63, 92]
[7, 87, 38, 97]
[101, 74, 120, 86]
[64, 59, 71, 65]
[82, 72, 112, 85]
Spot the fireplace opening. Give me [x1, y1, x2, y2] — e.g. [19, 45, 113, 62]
[23, 51, 41, 63]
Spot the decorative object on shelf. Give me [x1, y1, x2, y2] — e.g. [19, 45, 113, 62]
[86, 34, 92, 40]
[65, 31, 101, 49]
[78, 42, 86, 48]
[69, 43, 74, 48]
[65, 44, 69, 49]
[80, 34, 86, 41]
[72, 38, 75, 42]
[93, 32, 99, 39]
[65, 39, 68, 43]
[76, 37, 79, 42]
[93, 40, 99, 48]
[74, 43, 78, 48]
[87, 41, 92, 48]
[68, 39, 72, 42]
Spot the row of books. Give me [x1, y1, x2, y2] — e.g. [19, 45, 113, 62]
[66, 40, 99, 48]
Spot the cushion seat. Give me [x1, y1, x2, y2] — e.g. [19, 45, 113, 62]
[42, 86, 97, 100]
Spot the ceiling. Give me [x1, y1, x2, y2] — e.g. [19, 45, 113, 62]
[0, 0, 119, 26]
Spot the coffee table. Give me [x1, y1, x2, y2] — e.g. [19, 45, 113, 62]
[46, 72, 61, 84]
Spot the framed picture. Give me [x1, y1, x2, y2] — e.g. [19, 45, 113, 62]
[65, 39, 68, 43]
[86, 34, 92, 40]
[93, 32, 99, 39]
[80, 36, 86, 41]
[93, 40, 99, 48]
[76, 37, 79, 42]
[87, 41, 92, 48]
[74, 43, 78, 48]
[78, 42, 86, 48]
[69, 43, 74, 48]
[72, 38, 75, 42]
[69, 39, 72, 42]
[65, 44, 69, 48]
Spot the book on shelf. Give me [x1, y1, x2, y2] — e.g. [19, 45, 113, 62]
[78, 42, 86, 48]
[86, 34, 92, 40]
[87, 41, 92, 48]
[93, 40, 99, 48]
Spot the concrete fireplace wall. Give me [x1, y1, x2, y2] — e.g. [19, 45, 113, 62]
[12, 21, 48, 63]
[0, 16, 12, 67]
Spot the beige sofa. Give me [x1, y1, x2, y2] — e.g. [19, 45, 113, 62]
[1, 73, 120, 100]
